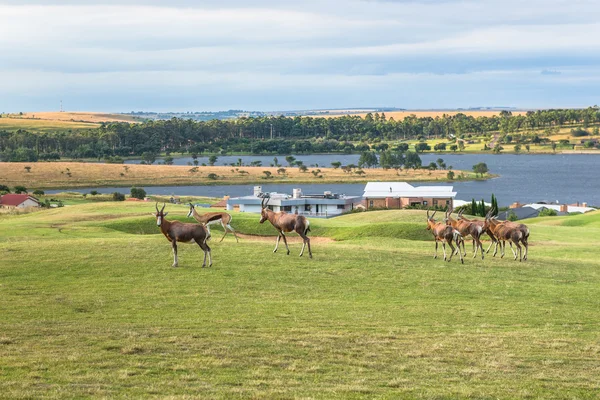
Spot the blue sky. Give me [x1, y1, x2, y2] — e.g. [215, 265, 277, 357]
[0, 0, 599, 112]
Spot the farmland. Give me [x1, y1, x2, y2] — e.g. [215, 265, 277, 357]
[0, 112, 139, 133]
[1, 203, 599, 398]
[0, 162, 474, 190]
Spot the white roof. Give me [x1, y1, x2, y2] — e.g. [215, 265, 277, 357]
[525, 203, 596, 213]
[363, 182, 456, 199]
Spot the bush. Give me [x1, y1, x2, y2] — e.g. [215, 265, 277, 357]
[207, 173, 218, 180]
[90, 190, 99, 196]
[32, 189, 45, 196]
[539, 208, 557, 217]
[112, 192, 126, 201]
[130, 187, 146, 200]
[14, 185, 27, 194]
[0, 184, 10, 193]
[571, 128, 589, 137]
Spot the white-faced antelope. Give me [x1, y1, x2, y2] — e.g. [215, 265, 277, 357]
[153, 203, 212, 268]
[482, 211, 529, 261]
[457, 210, 499, 255]
[259, 197, 312, 258]
[445, 208, 484, 259]
[187, 203, 239, 243]
[426, 209, 464, 263]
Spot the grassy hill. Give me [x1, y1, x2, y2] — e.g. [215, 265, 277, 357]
[1, 203, 599, 398]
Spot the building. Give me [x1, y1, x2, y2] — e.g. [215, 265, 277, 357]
[226, 186, 361, 217]
[0, 194, 41, 209]
[362, 182, 456, 209]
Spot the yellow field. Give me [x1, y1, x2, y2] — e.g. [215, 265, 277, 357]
[7, 111, 138, 123]
[316, 110, 528, 120]
[0, 162, 473, 190]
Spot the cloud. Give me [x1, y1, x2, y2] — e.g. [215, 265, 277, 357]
[0, 0, 600, 111]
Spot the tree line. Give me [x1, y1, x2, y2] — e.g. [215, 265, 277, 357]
[1, 107, 599, 162]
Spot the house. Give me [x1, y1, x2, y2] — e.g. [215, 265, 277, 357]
[525, 202, 595, 214]
[0, 194, 41, 209]
[362, 182, 456, 209]
[496, 206, 541, 221]
[226, 186, 361, 217]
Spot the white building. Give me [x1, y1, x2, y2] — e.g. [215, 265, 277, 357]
[0, 194, 41, 209]
[362, 182, 456, 209]
[227, 186, 361, 217]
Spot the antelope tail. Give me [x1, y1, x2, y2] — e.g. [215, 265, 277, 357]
[453, 230, 463, 244]
[305, 219, 311, 235]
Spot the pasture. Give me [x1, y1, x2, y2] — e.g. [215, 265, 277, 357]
[1, 203, 599, 398]
[0, 162, 472, 190]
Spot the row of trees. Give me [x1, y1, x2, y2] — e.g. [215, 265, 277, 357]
[1, 107, 599, 161]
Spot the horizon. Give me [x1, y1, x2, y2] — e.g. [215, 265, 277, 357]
[2, 0, 600, 112]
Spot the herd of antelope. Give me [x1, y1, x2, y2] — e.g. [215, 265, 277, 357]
[427, 207, 529, 263]
[152, 199, 529, 268]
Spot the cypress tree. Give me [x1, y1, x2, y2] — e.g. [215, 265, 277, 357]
[480, 199, 486, 217]
[471, 199, 477, 215]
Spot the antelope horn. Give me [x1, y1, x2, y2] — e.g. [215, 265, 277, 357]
[155, 202, 159, 213]
[426, 209, 430, 219]
[431, 210, 437, 219]
[161, 203, 166, 213]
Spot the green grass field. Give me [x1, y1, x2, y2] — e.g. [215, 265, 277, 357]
[1, 203, 600, 398]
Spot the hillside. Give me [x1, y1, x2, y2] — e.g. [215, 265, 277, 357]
[1, 204, 599, 398]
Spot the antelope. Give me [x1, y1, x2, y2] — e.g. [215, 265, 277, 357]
[259, 197, 312, 258]
[444, 208, 484, 259]
[153, 203, 212, 268]
[482, 212, 528, 261]
[426, 209, 464, 264]
[457, 210, 499, 255]
[187, 203, 239, 243]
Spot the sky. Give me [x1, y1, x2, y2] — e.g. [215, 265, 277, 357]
[1, 0, 599, 112]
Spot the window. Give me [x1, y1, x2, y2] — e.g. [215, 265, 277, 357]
[337, 204, 345, 210]
[304, 204, 312, 211]
[369, 200, 374, 207]
[282, 206, 292, 212]
[423, 201, 428, 206]
[433, 199, 438, 206]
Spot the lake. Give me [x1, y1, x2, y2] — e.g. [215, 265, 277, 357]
[50, 154, 600, 207]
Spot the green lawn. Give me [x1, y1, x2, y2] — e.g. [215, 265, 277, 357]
[1, 203, 599, 398]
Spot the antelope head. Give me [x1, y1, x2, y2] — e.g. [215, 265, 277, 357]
[187, 203, 195, 218]
[482, 209, 495, 231]
[426, 209, 437, 230]
[154, 203, 168, 226]
[259, 197, 270, 224]
[443, 207, 454, 225]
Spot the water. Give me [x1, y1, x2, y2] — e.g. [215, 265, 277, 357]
[50, 154, 600, 207]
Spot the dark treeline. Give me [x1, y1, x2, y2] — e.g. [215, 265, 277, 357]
[1, 108, 599, 162]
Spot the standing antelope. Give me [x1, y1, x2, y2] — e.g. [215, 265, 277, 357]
[187, 203, 239, 243]
[426, 209, 464, 264]
[259, 197, 312, 258]
[153, 203, 212, 268]
[444, 208, 484, 259]
[457, 210, 499, 255]
[482, 212, 528, 261]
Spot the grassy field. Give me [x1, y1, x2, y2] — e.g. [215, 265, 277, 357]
[0, 162, 475, 190]
[1, 202, 599, 398]
[0, 112, 139, 133]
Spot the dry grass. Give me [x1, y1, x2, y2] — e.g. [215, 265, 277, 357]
[0, 117, 100, 132]
[0, 162, 470, 190]
[5, 111, 138, 123]
[316, 110, 528, 120]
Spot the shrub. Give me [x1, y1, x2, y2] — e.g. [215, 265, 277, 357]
[0, 184, 10, 193]
[571, 128, 589, 137]
[130, 187, 146, 200]
[32, 189, 45, 196]
[207, 173, 218, 180]
[14, 185, 27, 194]
[539, 208, 558, 217]
[90, 190, 99, 196]
[112, 192, 126, 201]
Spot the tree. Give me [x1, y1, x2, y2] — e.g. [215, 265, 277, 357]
[471, 199, 477, 216]
[450, 144, 458, 152]
[112, 192, 125, 201]
[358, 151, 378, 168]
[130, 187, 146, 200]
[525, 144, 530, 153]
[493, 144, 503, 154]
[285, 155, 296, 166]
[33, 189, 44, 196]
[404, 152, 422, 169]
[24, 166, 31, 173]
[14, 185, 27, 194]
[207, 173, 218, 180]
[434, 142, 446, 151]
[141, 152, 156, 165]
[208, 155, 218, 166]
[539, 208, 557, 217]
[514, 144, 521, 153]
[163, 156, 174, 165]
[551, 142, 557, 153]
[427, 162, 438, 170]
[0, 185, 10, 193]
[298, 165, 308, 172]
[472, 162, 489, 177]
[415, 142, 431, 153]
[331, 161, 342, 169]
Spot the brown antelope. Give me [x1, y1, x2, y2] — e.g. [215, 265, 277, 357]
[457, 210, 499, 255]
[187, 203, 239, 243]
[482, 212, 527, 261]
[153, 203, 212, 268]
[444, 208, 484, 259]
[259, 197, 312, 258]
[426, 209, 464, 264]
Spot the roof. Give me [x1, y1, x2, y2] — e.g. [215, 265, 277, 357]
[525, 203, 595, 213]
[363, 182, 456, 199]
[0, 194, 40, 206]
[210, 199, 228, 208]
[497, 207, 540, 221]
